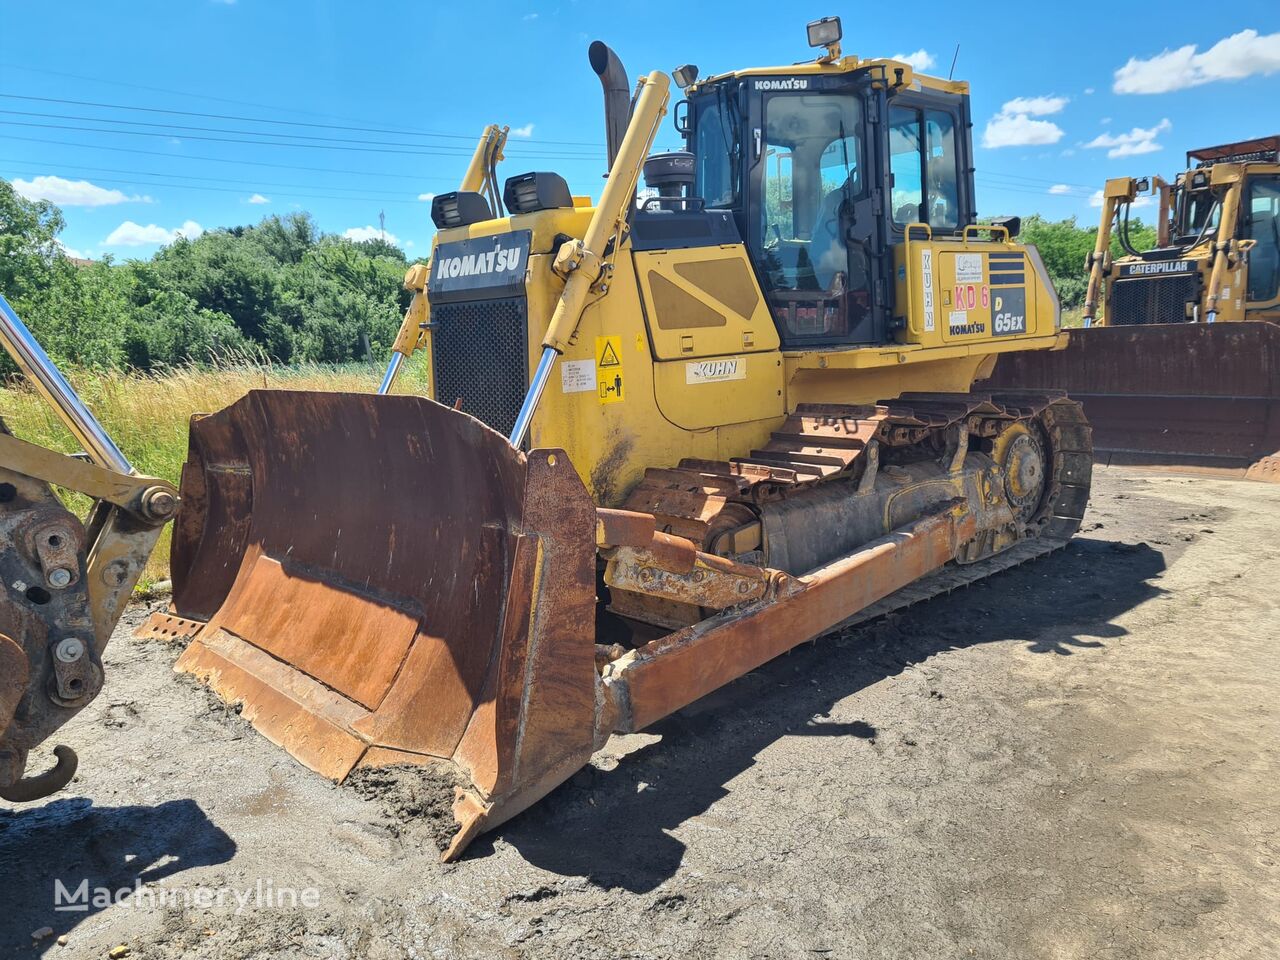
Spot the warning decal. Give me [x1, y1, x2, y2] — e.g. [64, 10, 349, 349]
[595, 335, 624, 404]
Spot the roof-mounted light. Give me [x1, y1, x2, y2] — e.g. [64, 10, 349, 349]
[807, 16, 842, 60]
[672, 64, 699, 90]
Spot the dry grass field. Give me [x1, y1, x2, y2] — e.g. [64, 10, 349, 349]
[0, 358, 428, 587]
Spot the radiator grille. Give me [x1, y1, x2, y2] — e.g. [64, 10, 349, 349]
[1109, 274, 1200, 325]
[431, 296, 528, 437]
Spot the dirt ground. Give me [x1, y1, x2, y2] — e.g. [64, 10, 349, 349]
[1, 466, 1277, 960]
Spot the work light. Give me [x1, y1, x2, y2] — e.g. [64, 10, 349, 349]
[672, 64, 699, 89]
[806, 17, 842, 48]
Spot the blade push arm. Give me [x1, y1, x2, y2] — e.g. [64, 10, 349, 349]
[0, 293, 177, 802]
[509, 69, 670, 447]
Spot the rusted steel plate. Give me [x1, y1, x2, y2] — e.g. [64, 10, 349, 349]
[169, 391, 598, 859]
[134, 610, 205, 643]
[179, 625, 370, 780]
[215, 549, 420, 711]
[985, 323, 1279, 477]
[0, 634, 28, 741]
[602, 508, 975, 735]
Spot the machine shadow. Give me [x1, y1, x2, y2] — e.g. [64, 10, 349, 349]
[486, 536, 1166, 893]
[0, 796, 235, 952]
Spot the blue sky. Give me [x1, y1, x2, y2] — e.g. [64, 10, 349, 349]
[3, 1, 1277, 260]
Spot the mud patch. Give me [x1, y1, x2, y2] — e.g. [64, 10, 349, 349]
[345, 762, 465, 853]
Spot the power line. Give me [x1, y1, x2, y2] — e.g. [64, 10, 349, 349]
[0, 60, 430, 128]
[2, 134, 462, 180]
[0, 92, 602, 148]
[976, 179, 1094, 197]
[0, 118, 604, 160]
[981, 170, 1096, 190]
[3, 166, 422, 204]
[0, 107, 607, 158]
[0, 158, 427, 200]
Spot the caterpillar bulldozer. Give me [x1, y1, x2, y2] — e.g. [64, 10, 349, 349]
[0, 294, 178, 802]
[116, 18, 1094, 859]
[987, 136, 1280, 481]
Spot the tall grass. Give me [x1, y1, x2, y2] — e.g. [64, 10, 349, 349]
[0, 355, 428, 589]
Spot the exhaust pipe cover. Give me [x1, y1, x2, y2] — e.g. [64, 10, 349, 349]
[588, 41, 630, 171]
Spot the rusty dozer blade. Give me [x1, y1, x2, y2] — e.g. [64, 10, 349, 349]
[984, 322, 1280, 482]
[170, 390, 599, 859]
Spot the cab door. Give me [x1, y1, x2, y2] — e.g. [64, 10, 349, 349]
[1245, 174, 1280, 317]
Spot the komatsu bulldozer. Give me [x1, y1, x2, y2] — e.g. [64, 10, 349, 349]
[122, 19, 1093, 859]
[988, 136, 1280, 481]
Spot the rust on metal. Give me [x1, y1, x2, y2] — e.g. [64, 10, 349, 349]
[134, 610, 206, 643]
[604, 542, 770, 610]
[170, 390, 597, 860]
[601, 507, 975, 735]
[986, 322, 1279, 481]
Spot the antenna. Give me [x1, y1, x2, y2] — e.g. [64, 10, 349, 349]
[948, 44, 960, 80]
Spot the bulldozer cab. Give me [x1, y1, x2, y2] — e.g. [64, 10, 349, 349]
[1172, 138, 1280, 308]
[1242, 172, 1280, 306]
[684, 57, 975, 346]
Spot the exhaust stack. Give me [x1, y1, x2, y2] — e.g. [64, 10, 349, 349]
[588, 41, 630, 171]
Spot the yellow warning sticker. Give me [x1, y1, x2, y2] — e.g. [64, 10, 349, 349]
[595, 335, 624, 404]
[597, 337, 621, 367]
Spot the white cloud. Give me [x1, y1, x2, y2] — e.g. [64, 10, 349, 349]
[999, 95, 1068, 117]
[510, 123, 534, 138]
[1114, 29, 1280, 94]
[343, 225, 401, 246]
[1084, 87, 1096, 95]
[983, 113, 1064, 148]
[1089, 189, 1153, 208]
[55, 240, 89, 260]
[1084, 119, 1172, 157]
[404, 240, 415, 248]
[104, 220, 203, 247]
[891, 49, 936, 72]
[522, 12, 538, 19]
[1048, 184, 1072, 195]
[12, 175, 149, 208]
[981, 95, 1068, 148]
[247, 193, 270, 204]
[417, 192, 435, 202]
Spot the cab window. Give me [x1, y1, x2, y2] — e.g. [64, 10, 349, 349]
[890, 106, 961, 231]
[693, 94, 738, 209]
[1178, 187, 1221, 239]
[754, 92, 868, 342]
[1246, 177, 1280, 303]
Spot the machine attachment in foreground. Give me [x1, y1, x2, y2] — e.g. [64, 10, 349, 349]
[987, 136, 1280, 481]
[145, 21, 1092, 859]
[0, 294, 178, 802]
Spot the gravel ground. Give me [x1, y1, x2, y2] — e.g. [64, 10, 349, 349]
[1, 466, 1277, 960]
